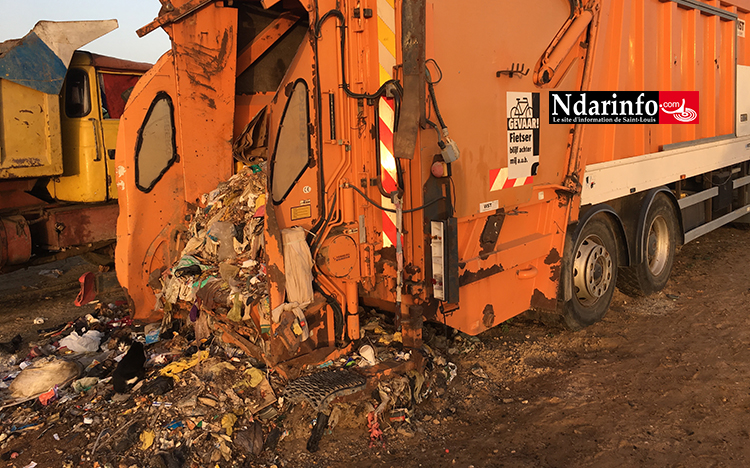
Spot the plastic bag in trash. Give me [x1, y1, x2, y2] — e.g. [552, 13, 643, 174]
[207, 221, 237, 261]
[281, 227, 314, 305]
[9, 358, 80, 398]
[172, 255, 207, 277]
[144, 323, 161, 344]
[58, 330, 104, 353]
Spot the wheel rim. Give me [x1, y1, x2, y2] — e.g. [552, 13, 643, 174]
[573, 235, 613, 306]
[646, 215, 669, 277]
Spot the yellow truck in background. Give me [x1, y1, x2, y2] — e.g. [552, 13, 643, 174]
[0, 20, 151, 270]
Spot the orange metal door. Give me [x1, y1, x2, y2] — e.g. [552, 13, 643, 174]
[417, 0, 592, 334]
[115, 6, 238, 320]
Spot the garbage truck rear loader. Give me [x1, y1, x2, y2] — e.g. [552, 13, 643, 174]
[116, 0, 750, 362]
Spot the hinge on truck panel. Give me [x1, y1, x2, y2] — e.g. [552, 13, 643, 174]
[352, 8, 372, 19]
[158, 0, 174, 11]
[562, 173, 582, 196]
[137, 0, 216, 37]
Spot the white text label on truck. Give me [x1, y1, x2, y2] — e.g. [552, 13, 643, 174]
[480, 200, 499, 213]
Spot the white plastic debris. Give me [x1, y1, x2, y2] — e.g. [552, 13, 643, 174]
[358, 345, 377, 366]
[9, 358, 80, 398]
[58, 330, 104, 353]
[281, 227, 314, 305]
[447, 362, 458, 384]
[38, 269, 62, 278]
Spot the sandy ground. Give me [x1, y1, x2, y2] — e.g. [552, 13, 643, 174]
[1, 225, 749, 467]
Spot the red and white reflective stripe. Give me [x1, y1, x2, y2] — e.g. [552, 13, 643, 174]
[377, 0, 398, 247]
[377, 0, 396, 86]
[380, 97, 398, 247]
[489, 168, 534, 191]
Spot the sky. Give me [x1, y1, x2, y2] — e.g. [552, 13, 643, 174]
[0, 0, 172, 64]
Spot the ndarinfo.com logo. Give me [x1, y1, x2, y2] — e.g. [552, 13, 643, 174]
[550, 91, 699, 124]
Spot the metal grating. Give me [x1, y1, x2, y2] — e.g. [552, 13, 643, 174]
[284, 369, 367, 411]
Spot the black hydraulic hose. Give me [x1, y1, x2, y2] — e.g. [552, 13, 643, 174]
[344, 183, 445, 214]
[309, 191, 338, 251]
[310, 4, 327, 236]
[315, 9, 403, 101]
[425, 61, 447, 130]
[425, 118, 442, 144]
[315, 9, 405, 200]
[313, 281, 344, 341]
[567, 0, 580, 18]
[395, 157, 405, 190]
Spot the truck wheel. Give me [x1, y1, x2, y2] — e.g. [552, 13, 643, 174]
[618, 195, 678, 296]
[563, 217, 619, 330]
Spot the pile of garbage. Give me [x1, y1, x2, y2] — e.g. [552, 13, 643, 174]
[158, 164, 271, 349]
[0, 297, 474, 467]
[0, 299, 286, 467]
[0, 164, 483, 467]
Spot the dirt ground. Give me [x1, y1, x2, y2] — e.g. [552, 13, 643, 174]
[1, 225, 749, 468]
[0, 257, 126, 355]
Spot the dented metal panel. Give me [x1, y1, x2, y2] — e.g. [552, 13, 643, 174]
[0, 20, 118, 180]
[0, 20, 117, 95]
[0, 79, 63, 178]
[116, 3, 239, 322]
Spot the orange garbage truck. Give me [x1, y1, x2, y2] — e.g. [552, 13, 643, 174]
[116, 0, 750, 362]
[0, 20, 151, 271]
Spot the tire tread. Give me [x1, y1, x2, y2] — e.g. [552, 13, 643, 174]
[617, 266, 644, 297]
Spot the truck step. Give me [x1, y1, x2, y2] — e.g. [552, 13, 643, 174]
[284, 369, 366, 411]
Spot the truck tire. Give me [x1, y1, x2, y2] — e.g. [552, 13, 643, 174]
[618, 194, 678, 297]
[563, 217, 619, 330]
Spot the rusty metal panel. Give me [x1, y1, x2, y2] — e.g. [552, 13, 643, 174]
[0, 20, 118, 180]
[116, 3, 239, 321]
[0, 216, 32, 267]
[0, 79, 63, 179]
[31, 202, 118, 250]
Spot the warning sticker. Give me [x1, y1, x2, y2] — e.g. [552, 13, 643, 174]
[290, 205, 312, 221]
[507, 92, 540, 180]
